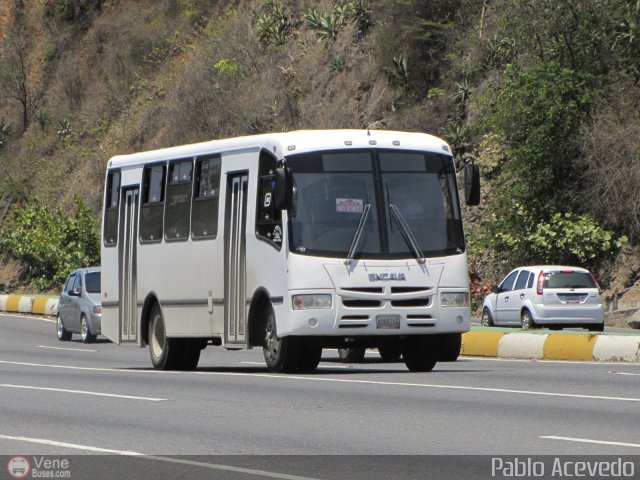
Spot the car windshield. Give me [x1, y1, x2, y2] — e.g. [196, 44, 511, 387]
[85, 271, 101, 293]
[543, 271, 596, 289]
[286, 149, 464, 259]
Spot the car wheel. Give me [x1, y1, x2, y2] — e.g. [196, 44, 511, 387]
[338, 347, 366, 363]
[262, 306, 300, 373]
[57, 315, 72, 341]
[378, 344, 402, 362]
[481, 308, 494, 327]
[149, 303, 184, 370]
[80, 315, 97, 344]
[402, 336, 438, 372]
[588, 323, 605, 332]
[521, 309, 536, 330]
[438, 333, 462, 362]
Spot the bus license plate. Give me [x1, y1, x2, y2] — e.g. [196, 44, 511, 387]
[376, 315, 401, 329]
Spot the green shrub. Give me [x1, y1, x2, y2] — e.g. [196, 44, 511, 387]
[488, 203, 626, 266]
[0, 197, 100, 291]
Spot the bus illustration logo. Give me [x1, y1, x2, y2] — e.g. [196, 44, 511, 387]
[7, 456, 30, 479]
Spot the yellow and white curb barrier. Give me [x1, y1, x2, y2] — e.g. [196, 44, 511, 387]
[0, 294, 59, 316]
[462, 331, 640, 363]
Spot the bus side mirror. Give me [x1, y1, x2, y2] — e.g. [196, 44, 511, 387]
[273, 167, 292, 211]
[464, 164, 481, 206]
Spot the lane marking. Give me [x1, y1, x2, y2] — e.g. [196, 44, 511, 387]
[2, 359, 640, 404]
[0, 313, 55, 323]
[609, 371, 640, 376]
[0, 434, 143, 454]
[0, 384, 165, 402]
[37, 345, 98, 353]
[0, 435, 321, 480]
[540, 435, 640, 449]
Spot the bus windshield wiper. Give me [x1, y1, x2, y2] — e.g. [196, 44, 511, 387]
[389, 204, 426, 264]
[344, 204, 371, 265]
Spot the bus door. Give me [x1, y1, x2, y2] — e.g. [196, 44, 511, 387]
[118, 188, 139, 343]
[224, 173, 248, 345]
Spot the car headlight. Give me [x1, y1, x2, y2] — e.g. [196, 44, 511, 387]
[292, 294, 332, 310]
[93, 305, 102, 315]
[440, 292, 469, 307]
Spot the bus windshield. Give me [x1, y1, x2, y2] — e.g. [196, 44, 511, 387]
[286, 149, 465, 260]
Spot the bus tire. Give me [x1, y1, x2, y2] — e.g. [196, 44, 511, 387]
[179, 339, 202, 371]
[262, 306, 300, 373]
[297, 343, 322, 372]
[402, 336, 438, 372]
[338, 347, 366, 363]
[378, 344, 402, 362]
[149, 303, 184, 370]
[437, 333, 461, 362]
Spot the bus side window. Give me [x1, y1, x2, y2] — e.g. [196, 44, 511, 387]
[140, 164, 166, 243]
[165, 159, 193, 241]
[103, 170, 120, 247]
[192, 155, 221, 240]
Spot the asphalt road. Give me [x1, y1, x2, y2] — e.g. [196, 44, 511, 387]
[1, 313, 639, 479]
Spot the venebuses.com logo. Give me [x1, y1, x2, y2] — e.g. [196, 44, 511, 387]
[7, 456, 30, 479]
[6, 456, 71, 478]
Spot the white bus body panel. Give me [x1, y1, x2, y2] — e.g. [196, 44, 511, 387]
[101, 130, 470, 346]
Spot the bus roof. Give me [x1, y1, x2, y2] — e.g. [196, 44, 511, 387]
[107, 130, 451, 169]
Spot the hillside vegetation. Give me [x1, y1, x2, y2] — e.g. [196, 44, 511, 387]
[0, 0, 639, 310]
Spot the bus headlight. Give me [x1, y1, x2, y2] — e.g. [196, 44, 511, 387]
[440, 292, 469, 307]
[292, 294, 332, 310]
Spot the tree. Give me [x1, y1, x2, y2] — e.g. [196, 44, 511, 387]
[0, 33, 31, 132]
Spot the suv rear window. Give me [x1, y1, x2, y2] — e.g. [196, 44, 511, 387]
[543, 271, 596, 289]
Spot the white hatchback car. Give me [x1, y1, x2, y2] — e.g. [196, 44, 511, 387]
[481, 266, 604, 331]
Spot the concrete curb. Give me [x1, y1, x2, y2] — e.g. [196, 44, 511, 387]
[0, 294, 59, 316]
[462, 330, 640, 363]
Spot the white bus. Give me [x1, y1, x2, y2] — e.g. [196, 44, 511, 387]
[101, 130, 480, 373]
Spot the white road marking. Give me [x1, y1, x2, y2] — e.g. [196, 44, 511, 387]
[37, 345, 98, 353]
[2, 359, 640, 403]
[540, 435, 640, 449]
[0, 434, 143, 454]
[609, 371, 640, 376]
[0, 435, 321, 480]
[0, 313, 55, 323]
[0, 384, 165, 402]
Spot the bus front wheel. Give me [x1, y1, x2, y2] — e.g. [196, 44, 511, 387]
[149, 303, 184, 370]
[262, 306, 300, 373]
[402, 336, 438, 372]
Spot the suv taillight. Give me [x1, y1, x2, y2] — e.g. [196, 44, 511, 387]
[536, 271, 544, 295]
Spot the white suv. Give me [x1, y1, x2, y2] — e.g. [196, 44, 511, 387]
[481, 266, 604, 331]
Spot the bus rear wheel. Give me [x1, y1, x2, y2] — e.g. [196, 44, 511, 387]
[378, 344, 402, 362]
[402, 336, 438, 372]
[262, 306, 300, 373]
[149, 303, 184, 370]
[338, 347, 366, 363]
